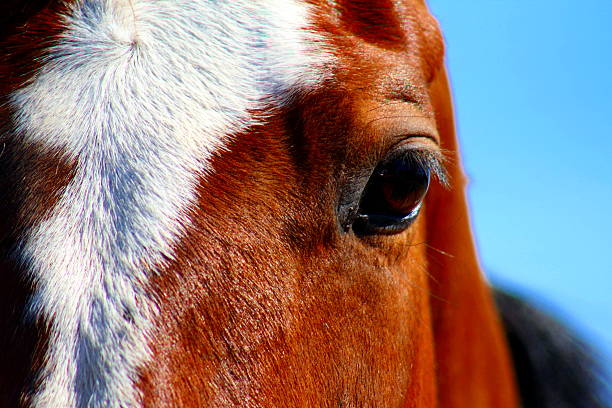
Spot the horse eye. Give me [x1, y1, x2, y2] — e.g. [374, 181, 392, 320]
[353, 155, 431, 235]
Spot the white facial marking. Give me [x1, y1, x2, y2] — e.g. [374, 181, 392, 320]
[9, 0, 331, 407]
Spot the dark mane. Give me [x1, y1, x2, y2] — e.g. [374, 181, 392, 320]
[494, 288, 611, 408]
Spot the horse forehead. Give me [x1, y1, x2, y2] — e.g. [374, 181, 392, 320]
[316, 0, 444, 71]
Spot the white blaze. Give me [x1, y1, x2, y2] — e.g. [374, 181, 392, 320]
[9, 0, 331, 406]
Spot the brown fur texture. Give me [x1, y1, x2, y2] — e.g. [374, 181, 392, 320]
[0, 1, 520, 407]
[0, 2, 74, 406]
[140, 1, 518, 406]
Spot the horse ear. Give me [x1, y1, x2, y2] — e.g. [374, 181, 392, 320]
[424, 67, 520, 407]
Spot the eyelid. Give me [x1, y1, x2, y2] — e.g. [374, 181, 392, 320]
[358, 99, 440, 145]
[387, 140, 449, 187]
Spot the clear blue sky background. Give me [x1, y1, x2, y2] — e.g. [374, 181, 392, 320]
[427, 0, 612, 364]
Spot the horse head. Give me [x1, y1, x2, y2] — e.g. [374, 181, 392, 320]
[0, 1, 519, 406]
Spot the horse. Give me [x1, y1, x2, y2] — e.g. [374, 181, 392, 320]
[0, 1, 605, 407]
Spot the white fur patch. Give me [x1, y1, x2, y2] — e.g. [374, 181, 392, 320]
[9, 0, 331, 407]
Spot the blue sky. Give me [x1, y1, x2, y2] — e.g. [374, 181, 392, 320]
[427, 0, 612, 363]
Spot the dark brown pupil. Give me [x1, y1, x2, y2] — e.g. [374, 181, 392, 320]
[359, 158, 431, 218]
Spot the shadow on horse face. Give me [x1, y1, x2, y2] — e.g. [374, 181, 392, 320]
[0, 1, 521, 407]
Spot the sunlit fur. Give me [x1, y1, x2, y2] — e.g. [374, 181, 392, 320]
[8, 0, 330, 406]
[0, 1, 523, 407]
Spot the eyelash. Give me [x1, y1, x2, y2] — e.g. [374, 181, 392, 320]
[396, 149, 448, 187]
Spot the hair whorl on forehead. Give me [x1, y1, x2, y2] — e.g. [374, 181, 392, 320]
[1, 0, 334, 406]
